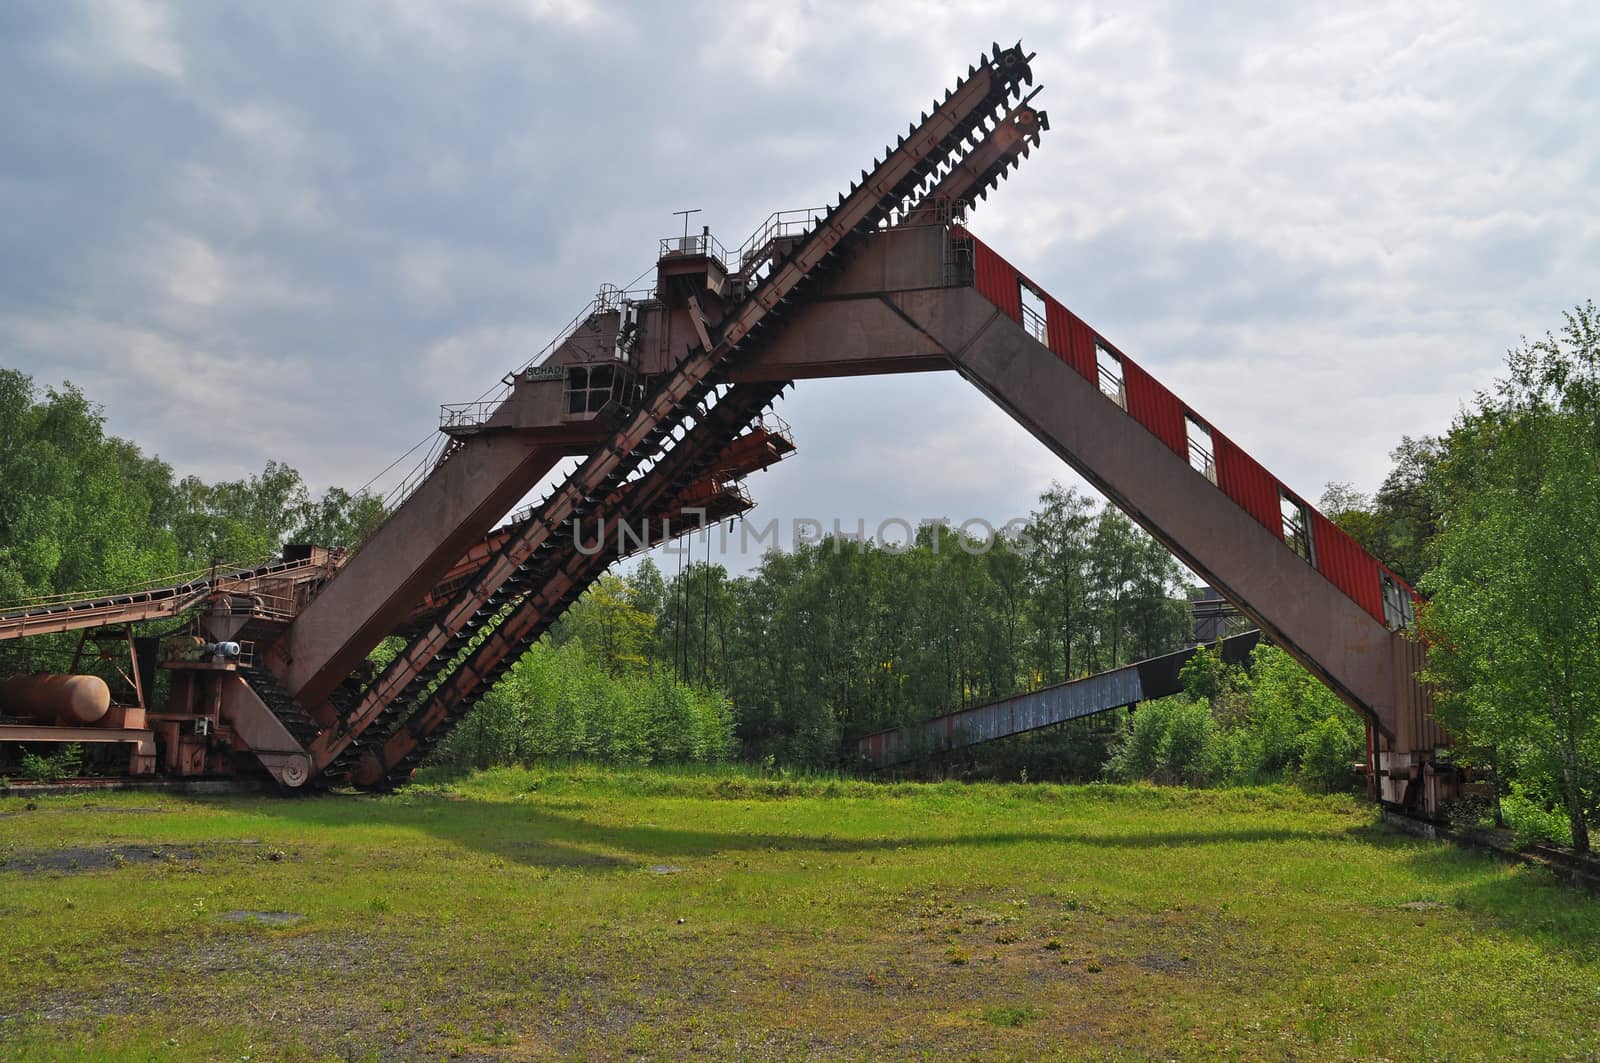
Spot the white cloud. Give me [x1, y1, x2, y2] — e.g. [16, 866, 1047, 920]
[4, 0, 1599, 570]
[54, 0, 185, 80]
[163, 235, 224, 306]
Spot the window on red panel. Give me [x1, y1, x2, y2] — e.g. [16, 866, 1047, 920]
[1019, 280, 1047, 344]
[1380, 572, 1415, 630]
[1279, 491, 1314, 564]
[1095, 345, 1126, 409]
[1185, 415, 1216, 484]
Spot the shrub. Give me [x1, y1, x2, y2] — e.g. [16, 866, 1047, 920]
[18, 744, 81, 783]
[432, 643, 736, 769]
[1156, 700, 1213, 785]
[1298, 715, 1362, 791]
[1106, 698, 1178, 781]
[1501, 782, 1574, 848]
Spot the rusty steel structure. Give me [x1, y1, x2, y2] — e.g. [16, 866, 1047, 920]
[0, 43, 1456, 813]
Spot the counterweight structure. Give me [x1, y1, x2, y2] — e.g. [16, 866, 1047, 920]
[0, 44, 1453, 813]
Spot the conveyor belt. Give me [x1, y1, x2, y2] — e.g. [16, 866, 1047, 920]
[0, 556, 334, 641]
[858, 632, 1261, 767]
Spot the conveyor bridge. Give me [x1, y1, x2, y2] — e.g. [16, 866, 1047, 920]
[0, 42, 1453, 813]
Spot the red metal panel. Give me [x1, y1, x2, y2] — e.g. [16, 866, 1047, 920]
[1044, 300, 1096, 381]
[1066, 315, 1097, 381]
[958, 228, 1421, 626]
[1121, 357, 1187, 459]
[1309, 510, 1384, 623]
[1212, 431, 1282, 535]
[970, 237, 1021, 323]
[1043, 295, 1071, 367]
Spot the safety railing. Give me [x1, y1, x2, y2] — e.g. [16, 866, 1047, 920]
[757, 411, 794, 445]
[1097, 360, 1126, 408]
[381, 434, 454, 512]
[1187, 437, 1217, 484]
[439, 400, 500, 431]
[737, 208, 826, 261]
[0, 561, 246, 612]
[208, 574, 301, 622]
[1020, 299, 1047, 343]
[656, 209, 829, 288]
[733, 208, 827, 284]
[0, 590, 209, 639]
[0, 552, 334, 617]
[0, 555, 338, 640]
[658, 230, 732, 265]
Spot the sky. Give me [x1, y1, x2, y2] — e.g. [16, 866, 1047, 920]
[2, 1, 1597, 572]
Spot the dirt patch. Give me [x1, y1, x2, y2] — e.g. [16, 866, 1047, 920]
[0, 840, 271, 875]
[2, 930, 430, 1057]
[1134, 953, 1193, 975]
[0, 804, 169, 819]
[221, 910, 305, 926]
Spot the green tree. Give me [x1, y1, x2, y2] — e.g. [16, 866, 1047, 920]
[554, 573, 658, 677]
[1023, 483, 1094, 683]
[292, 486, 388, 552]
[1421, 303, 1600, 852]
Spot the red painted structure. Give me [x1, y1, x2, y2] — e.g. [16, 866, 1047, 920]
[964, 228, 1420, 631]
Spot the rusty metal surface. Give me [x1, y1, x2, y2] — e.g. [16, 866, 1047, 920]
[0, 673, 112, 725]
[317, 46, 1043, 788]
[0, 553, 339, 642]
[2, 43, 1455, 797]
[0, 723, 157, 775]
[269, 436, 564, 709]
[345, 382, 792, 788]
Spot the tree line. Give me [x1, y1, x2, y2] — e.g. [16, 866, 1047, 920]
[0, 369, 384, 672]
[644, 489, 1190, 766]
[439, 488, 1196, 770]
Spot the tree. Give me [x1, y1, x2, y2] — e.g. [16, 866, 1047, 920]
[1319, 481, 1382, 557]
[293, 486, 388, 552]
[1023, 483, 1094, 683]
[551, 573, 657, 677]
[1421, 303, 1600, 851]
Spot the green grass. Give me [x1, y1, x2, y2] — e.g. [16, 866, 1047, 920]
[1, 764, 1597, 1060]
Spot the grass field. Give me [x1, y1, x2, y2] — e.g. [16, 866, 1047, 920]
[2, 766, 1597, 1061]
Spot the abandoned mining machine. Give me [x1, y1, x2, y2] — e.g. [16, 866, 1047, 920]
[0, 43, 1454, 814]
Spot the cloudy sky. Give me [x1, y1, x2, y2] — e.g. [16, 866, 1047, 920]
[3, 1, 1597, 569]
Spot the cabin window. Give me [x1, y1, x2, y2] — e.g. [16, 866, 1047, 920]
[565, 365, 627, 416]
[1185, 415, 1216, 484]
[1279, 491, 1314, 563]
[1019, 281, 1047, 343]
[1381, 571, 1415, 630]
[1096, 344, 1126, 409]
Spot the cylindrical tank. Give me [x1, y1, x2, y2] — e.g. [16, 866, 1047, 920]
[0, 673, 113, 725]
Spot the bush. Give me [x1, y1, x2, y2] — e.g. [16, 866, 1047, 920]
[1501, 783, 1574, 848]
[432, 643, 736, 770]
[1106, 699, 1177, 782]
[18, 744, 81, 783]
[1105, 646, 1367, 792]
[1156, 700, 1213, 785]
[1106, 698, 1213, 785]
[1298, 715, 1362, 791]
